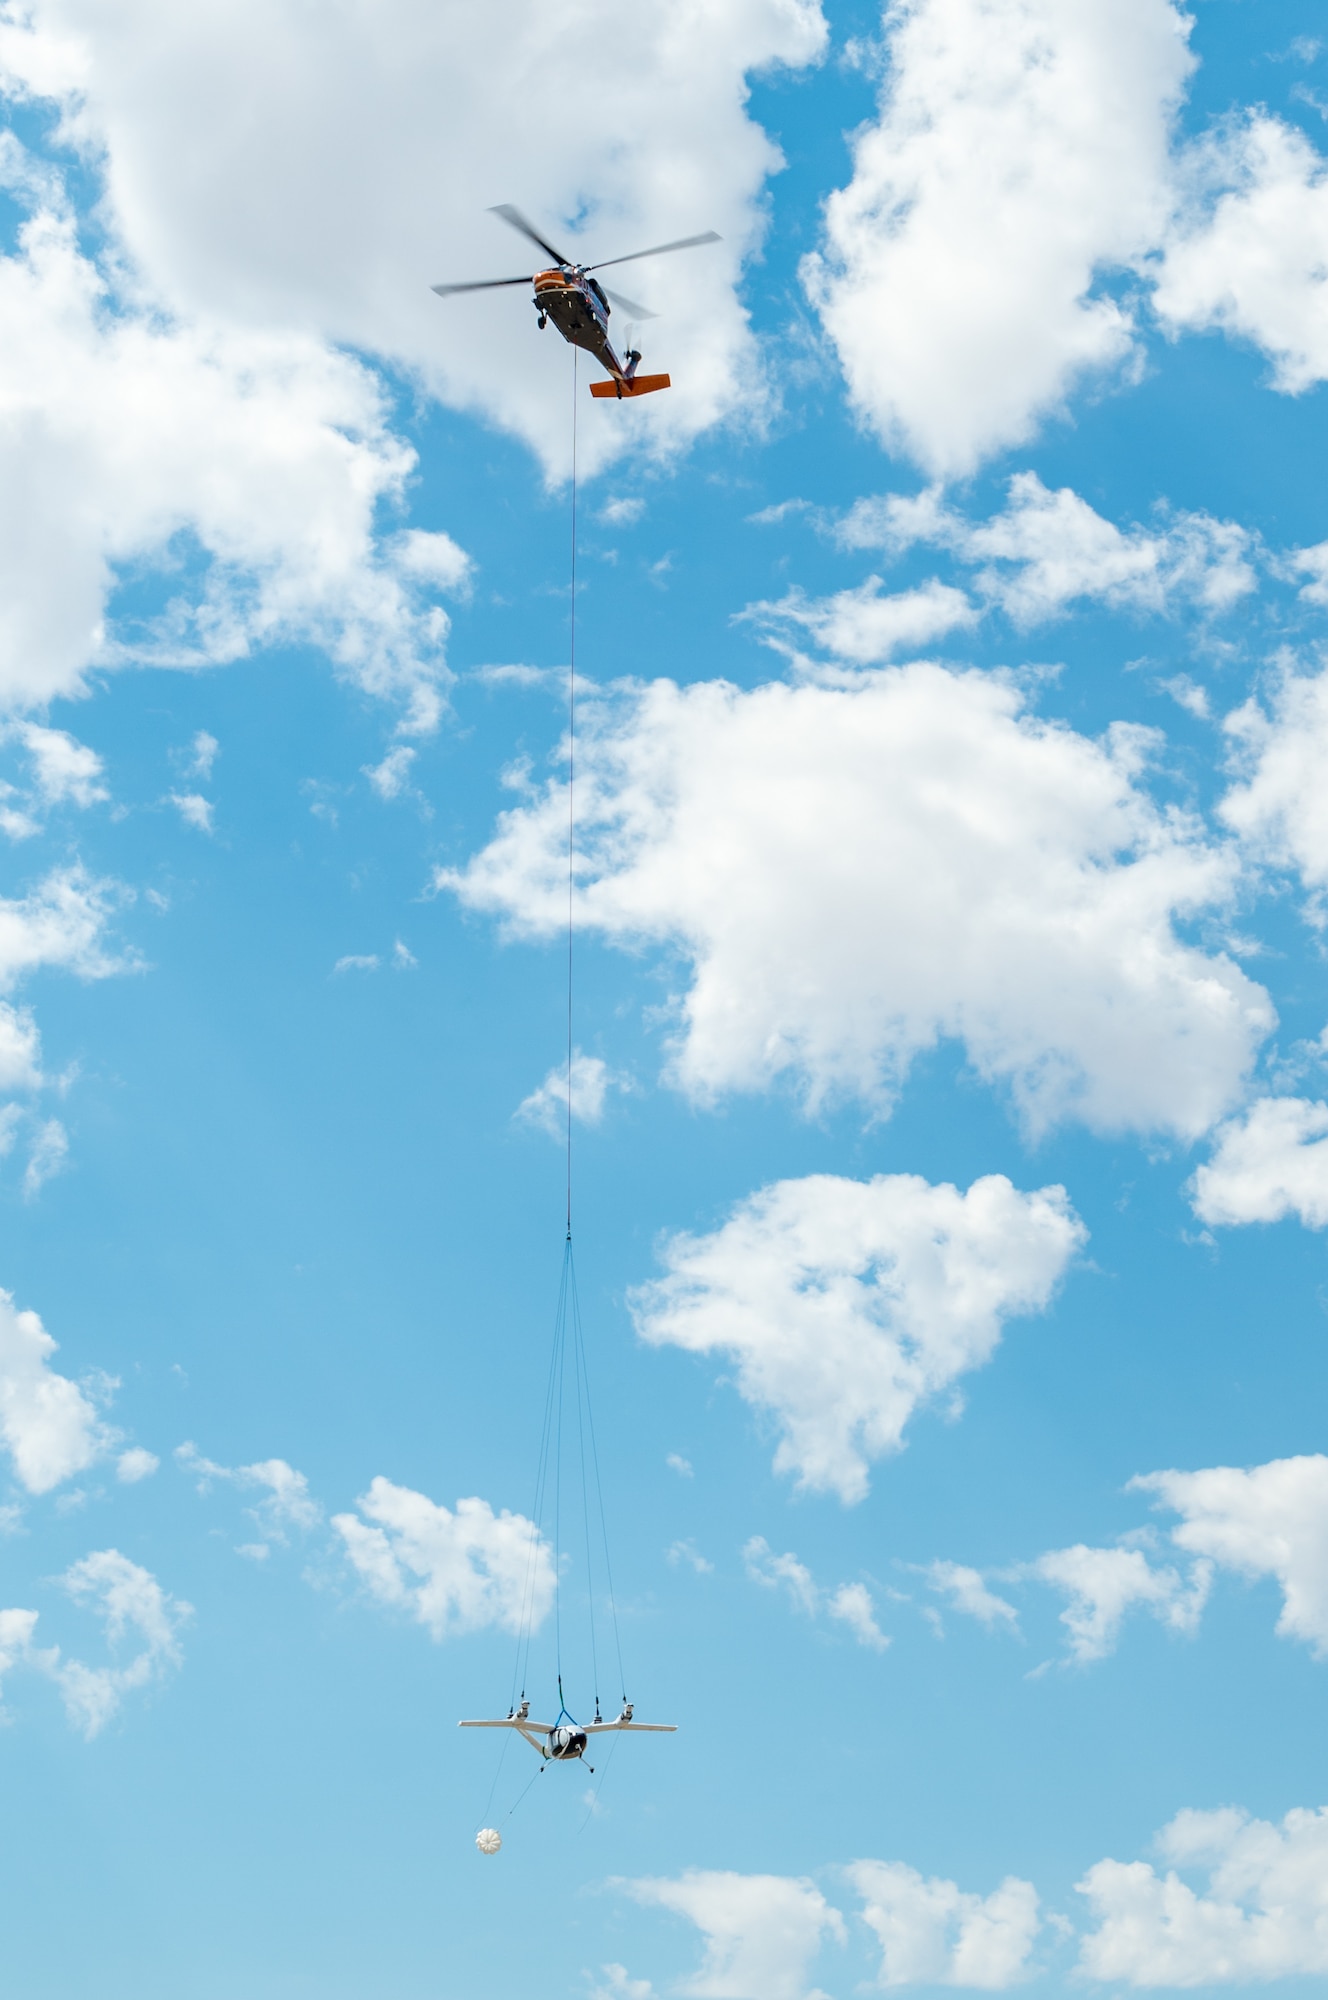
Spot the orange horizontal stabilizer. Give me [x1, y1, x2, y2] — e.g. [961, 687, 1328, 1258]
[589, 373, 671, 399]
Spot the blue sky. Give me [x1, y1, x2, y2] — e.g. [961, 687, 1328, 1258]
[4, 1, 1328, 1994]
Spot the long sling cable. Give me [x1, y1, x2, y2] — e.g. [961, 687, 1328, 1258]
[493, 349, 627, 1835]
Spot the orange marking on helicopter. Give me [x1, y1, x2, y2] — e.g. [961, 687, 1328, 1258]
[590, 374, 671, 399]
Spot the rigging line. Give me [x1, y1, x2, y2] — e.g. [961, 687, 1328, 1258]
[481, 1722, 512, 1827]
[512, 1245, 569, 1705]
[567, 346, 577, 1244]
[570, 1241, 601, 1714]
[573, 1250, 627, 1705]
[553, 1239, 571, 1683]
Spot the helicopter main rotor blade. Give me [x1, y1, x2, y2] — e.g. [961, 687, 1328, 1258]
[430, 275, 534, 296]
[602, 286, 658, 320]
[586, 231, 721, 273]
[489, 203, 573, 268]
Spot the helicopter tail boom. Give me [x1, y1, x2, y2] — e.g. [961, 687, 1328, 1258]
[590, 373, 670, 399]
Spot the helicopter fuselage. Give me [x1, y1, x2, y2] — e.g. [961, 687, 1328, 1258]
[532, 268, 631, 380]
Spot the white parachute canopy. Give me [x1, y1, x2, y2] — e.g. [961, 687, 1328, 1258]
[476, 1827, 502, 1856]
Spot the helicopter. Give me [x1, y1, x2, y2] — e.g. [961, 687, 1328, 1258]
[431, 205, 720, 399]
[459, 1698, 675, 1771]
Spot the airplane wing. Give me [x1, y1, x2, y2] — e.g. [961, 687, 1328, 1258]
[459, 1717, 553, 1732]
[583, 1721, 677, 1733]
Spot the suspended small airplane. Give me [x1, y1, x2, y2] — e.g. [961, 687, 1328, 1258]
[460, 1698, 675, 1771]
[431, 204, 720, 399]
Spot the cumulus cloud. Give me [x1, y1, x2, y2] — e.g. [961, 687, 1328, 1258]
[1221, 663, 1328, 907]
[0, 183, 453, 724]
[1032, 1543, 1211, 1664]
[803, 0, 1194, 475]
[185, 730, 218, 780]
[333, 1475, 553, 1641]
[0, 0, 827, 478]
[838, 474, 1256, 625]
[626, 1870, 844, 2000]
[49, 1548, 190, 1737]
[1156, 115, 1328, 395]
[632, 1172, 1082, 1503]
[850, 1860, 1041, 1989]
[168, 792, 213, 835]
[442, 667, 1270, 1138]
[12, 723, 107, 806]
[924, 1561, 1019, 1633]
[744, 1535, 889, 1648]
[0, 863, 131, 990]
[1190, 1097, 1328, 1229]
[744, 577, 977, 665]
[0, 1003, 43, 1092]
[115, 1446, 158, 1483]
[176, 1442, 321, 1550]
[0, 1287, 107, 1493]
[23, 1116, 67, 1198]
[1078, 1805, 1328, 1985]
[516, 1050, 628, 1136]
[1135, 1455, 1328, 1658]
[364, 745, 417, 801]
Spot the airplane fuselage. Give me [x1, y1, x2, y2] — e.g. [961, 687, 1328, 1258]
[543, 1724, 588, 1762]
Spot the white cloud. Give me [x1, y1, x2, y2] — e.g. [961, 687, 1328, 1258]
[667, 1539, 714, 1575]
[1078, 1805, 1328, 1985]
[802, 0, 1194, 475]
[1295, 542, 1328, 606]
[850, 1859, 1041, 1989]
[442, 667, 1271, 1138]
[743, 1536, 889, 1648]
[837, 475, 1256, 625]
[744, 577, 977, 665]
[1190, 1097, 1328, 1228]
[744, 1536, 820, 1616]
[626, 1870, 844, 2000]
[1134, 1455, 1328, 1657]
[1221, 663, 1328, 906]
[1156, 115, 1328, 395]
[827, 1582, 890, 1652]
[176, 1442, 321, 1547]
[0, 178, 454, 726]
[364, 746, 416, 801]
[392, 938, 417, 971]
[925, 1561, 1019, 1633]
[0, 1286, 106, 1492]
[389, 528, 472, 593]
[0, 0, 827, 479]
[23, 1115, 67, 1197]
[13, 722, 107, 806]
[0, 863, 131, 990]
[1032, 1542, 1211, 1663]
[590, 1968, 655, 2000]
[0, 1002, 43, 1091]
[0, 1605, 39, 1704]
[169, 791, 213, 835]
[666, 1452, 694, 1478]
[333, 953, 379, 975]
[186, 729, 218, 779]
[517, 1049, 627, 1137]
[601, 497, 645, 527]
[333, 1475, 553, 1641]
[115, 1446, 158, 1483]
[634, 1172, 1082, 1503]
[49, 1548, 189, 1738]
